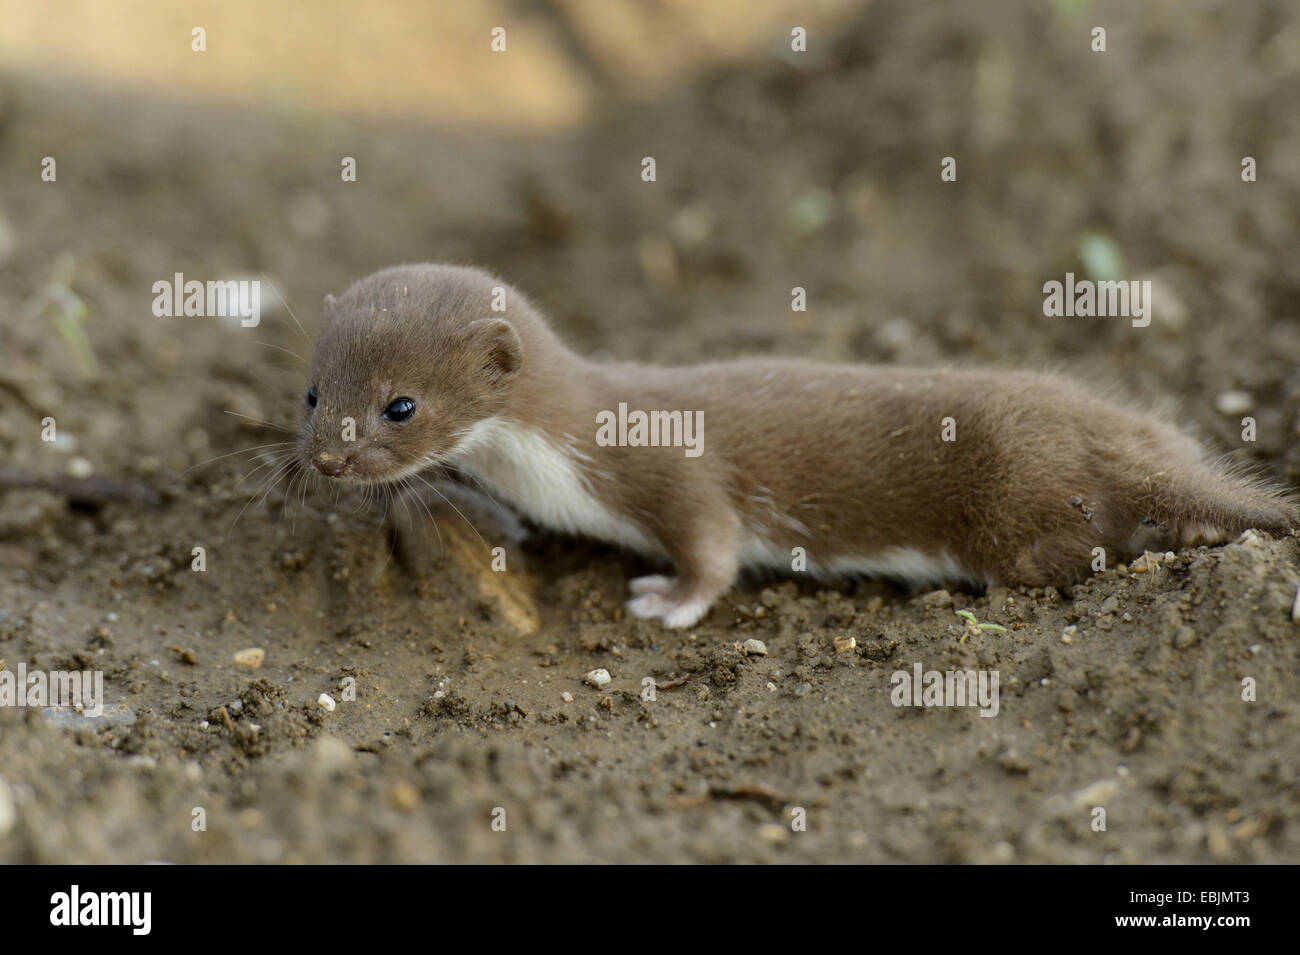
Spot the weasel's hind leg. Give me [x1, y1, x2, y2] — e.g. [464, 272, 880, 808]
[998, 526, 1105, 588]
[996, 465, 1296, 588]
[988, 482, 1149, 587]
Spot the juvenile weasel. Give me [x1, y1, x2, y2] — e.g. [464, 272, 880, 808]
[298, 264, 1296, 628]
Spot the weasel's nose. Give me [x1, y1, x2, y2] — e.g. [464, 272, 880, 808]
[312, 452, 349, 477]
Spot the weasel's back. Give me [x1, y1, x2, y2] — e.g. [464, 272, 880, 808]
[631, 363, 1295, 586]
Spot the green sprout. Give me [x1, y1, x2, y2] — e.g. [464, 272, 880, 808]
[24, 253, 99, 380]
[955, 609, 1007, 642]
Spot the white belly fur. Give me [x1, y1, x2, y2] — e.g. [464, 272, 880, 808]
[451, 418, 984, 588]
[739, 531, 986, 589]
[449, 417, 661, 554]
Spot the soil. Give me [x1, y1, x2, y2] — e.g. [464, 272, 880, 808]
[1, 0, 1298, 863]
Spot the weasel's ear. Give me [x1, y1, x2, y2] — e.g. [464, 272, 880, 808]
[321, 294, 338, 324]
[464, 318, 523, 381]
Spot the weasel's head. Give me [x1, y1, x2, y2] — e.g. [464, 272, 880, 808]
[298, 265, 525, 484]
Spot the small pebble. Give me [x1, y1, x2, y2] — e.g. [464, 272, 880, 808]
[317, 693, 336, 712]
[0, 777, 15, 835]
[583, 668, 611, 689]
[833, 635, 856, 653]
[233, 647, 265, 670]
[391, 782, 419, 811]
[998, 748, 1031, 774]
[920, 589, 953, 609]
[1214, 390, 1254, 415]
[1070, 779, 1118, 810]
[1173, 626, 1197, 649]
[1207, 825, 1232, 861]
[989, 841, 1015, 863]
[561, 691, 574, 703]
[309, 735, 353, 774]
[742, 638, 768, 656]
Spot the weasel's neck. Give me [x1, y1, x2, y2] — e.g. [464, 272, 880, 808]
[449, 416, 659, 556]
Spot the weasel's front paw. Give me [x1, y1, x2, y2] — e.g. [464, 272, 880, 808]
[629, 574, 676, 596]
[625, 590, 712, 629]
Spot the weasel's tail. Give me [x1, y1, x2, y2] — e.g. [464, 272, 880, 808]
[1137, 458, 1297, 546]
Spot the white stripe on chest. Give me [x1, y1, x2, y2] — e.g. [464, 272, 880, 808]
[449, 417, 659, 554]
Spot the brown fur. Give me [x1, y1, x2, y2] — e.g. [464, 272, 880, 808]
[300, 263, 1298, 626]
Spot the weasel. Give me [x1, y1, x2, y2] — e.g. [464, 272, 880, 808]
[297, 263, 1297, 628]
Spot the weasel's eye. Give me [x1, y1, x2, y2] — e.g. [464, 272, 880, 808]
[383, 397, 415, 422]
[307, 386, 318, 408]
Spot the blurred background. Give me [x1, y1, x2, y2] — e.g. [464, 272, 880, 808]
[1, 0, 1299, 864]
[3, 0, 1298, 489]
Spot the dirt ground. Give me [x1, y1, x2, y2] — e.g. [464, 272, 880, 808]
[1, 0, 1299, 863]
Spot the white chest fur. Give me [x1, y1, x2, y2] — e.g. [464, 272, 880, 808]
[449, 417, 660, 555]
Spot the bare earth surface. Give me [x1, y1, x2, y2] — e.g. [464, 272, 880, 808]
[1, 0, 1298, 863]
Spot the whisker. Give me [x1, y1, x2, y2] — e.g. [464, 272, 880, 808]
[181, 442, 294, 476]
[247, 460, 299, 524]
[281, 463, 306, 525]
[401, 476, 444, 562]
[233, 449, 295, 491]
[408, 471, 488, 553]
[250, 340, 307, 364]
[454, 466, 510, 516]
[294, 464, 314, 533]
[226, 456, 297, 538]
[244, 370, 292, 394]
[370, 484, 401, 580]
[259, 272, 313, 347]
[223, 410, 294, 433]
